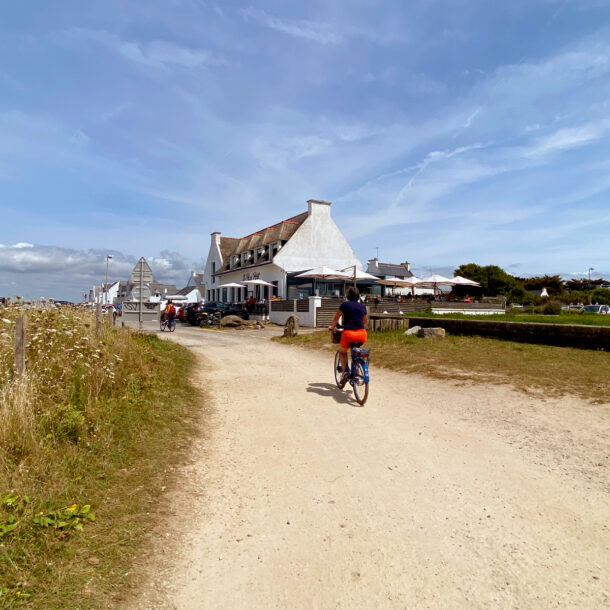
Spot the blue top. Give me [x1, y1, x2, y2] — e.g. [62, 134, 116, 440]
[340, 300, 367, 330]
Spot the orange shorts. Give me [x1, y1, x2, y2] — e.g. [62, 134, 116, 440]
[340, 328, 367, 349]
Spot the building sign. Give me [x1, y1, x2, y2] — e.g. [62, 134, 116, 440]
[243, 272, 261, 281]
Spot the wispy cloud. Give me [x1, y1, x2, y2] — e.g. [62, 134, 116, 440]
[54, 28, 223, 70]
[240, 7, 342, 45]
[524, 120, 610, 158]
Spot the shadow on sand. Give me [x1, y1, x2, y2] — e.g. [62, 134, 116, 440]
[306, 382, 360, 406]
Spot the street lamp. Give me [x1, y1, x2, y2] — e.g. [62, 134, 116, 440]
[588, 267, 594, 290]
[105, 255, 113, 305]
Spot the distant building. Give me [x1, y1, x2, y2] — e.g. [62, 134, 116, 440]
[114, 258, 177, 304]
[366, 258, 413, 279]
[203, 199, 361, 302]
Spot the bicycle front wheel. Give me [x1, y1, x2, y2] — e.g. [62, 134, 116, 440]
[352, 360, 369, 405]
[170, 320, 176, 332]
[334, 351, 345, 388]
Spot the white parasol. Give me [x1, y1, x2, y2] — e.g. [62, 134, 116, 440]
[294, 266, 351, 280]
[451, 275, 481, 286]
[243, 279, 275, 287]
[418, 274, 456, 296]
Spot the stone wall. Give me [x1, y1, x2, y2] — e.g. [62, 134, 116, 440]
[404, 317, 610, 350]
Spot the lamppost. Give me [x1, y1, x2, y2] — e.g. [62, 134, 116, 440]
[588, 267, 594, 303]
[105, 255, 113, 305]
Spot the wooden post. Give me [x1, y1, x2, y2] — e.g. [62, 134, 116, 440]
[96, 302, 102, 338]
[14, 315, 26, 376]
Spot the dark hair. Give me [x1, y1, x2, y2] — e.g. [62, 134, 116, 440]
[346, 286, 360, 302]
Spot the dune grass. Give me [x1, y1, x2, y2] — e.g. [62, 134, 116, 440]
[0, 306, 202, 608]
[275, 329, 610, 404]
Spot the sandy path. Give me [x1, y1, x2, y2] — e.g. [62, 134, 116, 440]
[126, 325, 609, 609]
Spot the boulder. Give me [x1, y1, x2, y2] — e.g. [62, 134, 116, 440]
[404, 325, 421, 336]
[283, 314, 299, 337]
[221, 315, 257, 328]
[417, 327, 446, 338]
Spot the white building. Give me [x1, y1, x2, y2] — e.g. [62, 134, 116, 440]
[203, 199, 361, 302]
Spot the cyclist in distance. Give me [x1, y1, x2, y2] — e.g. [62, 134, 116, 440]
[162, 300, 176, 325]
[329, 286, 368, 382]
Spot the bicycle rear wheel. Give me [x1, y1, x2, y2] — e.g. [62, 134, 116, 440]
[170, 320, 176, 332]
[352, 360, 369, 405]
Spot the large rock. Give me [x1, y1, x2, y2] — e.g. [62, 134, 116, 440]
[283, 314, 299, 337]
[221, 315, 257, 328]
[404, 326, 421, 336]
[417, 327, 446, 338]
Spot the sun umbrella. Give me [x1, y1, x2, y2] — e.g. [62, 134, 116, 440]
[418, 274, 456, 296]
[451, 275, 481, 286]
[243, 279, 275, 287]
[220, 282, 246, 303]
[243, 278, 275, 300]
[376, 277, 403, 286]
[340, 266, 380, 281]
[294, 266, 351, 280]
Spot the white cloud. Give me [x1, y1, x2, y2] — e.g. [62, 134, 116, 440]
[524, 120, 610, 158]
[240, 7, 343, 45]
[54, 28, 222, 70]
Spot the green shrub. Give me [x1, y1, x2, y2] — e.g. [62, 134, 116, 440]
[542, 300, 562, 315]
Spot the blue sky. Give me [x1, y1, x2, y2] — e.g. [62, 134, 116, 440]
[1, 0, 609, 300]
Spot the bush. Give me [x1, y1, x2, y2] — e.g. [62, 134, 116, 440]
[542, 300, 562, 315]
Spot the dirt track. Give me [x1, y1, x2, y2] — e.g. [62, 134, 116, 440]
[127, 325, 609, 609]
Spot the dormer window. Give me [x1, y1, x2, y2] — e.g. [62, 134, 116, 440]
[242, 251, 253, 266]
[271, 241, 282, 259]
[231, 255, 240, 268]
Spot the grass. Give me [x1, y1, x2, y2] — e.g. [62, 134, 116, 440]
[275, 329, 610, 404]
[0, 306, 202, 608]
[401, 310, 610, 326]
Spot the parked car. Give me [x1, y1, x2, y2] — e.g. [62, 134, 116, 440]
[203, 301, 250, 319]
[581, 304, 609, 314]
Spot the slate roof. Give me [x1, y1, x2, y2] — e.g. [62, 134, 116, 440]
[218, 212, 308, 272]
[366, 260, 414, 278]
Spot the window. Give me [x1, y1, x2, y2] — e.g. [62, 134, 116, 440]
[212, 262, 216, 283]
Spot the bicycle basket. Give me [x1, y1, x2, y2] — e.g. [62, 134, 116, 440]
[332, 329, 342, 344]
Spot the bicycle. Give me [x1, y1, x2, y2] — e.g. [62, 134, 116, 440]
[332, 328, 370, 405]
[160, 316, 176, 332]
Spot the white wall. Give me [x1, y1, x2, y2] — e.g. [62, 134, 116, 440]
[269, 296, 319, 327]
[273, 201, 361, 273]
[202, 233, 223, 300]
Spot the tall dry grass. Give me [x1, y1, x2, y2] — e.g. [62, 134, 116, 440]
[0, 305, 200, 607]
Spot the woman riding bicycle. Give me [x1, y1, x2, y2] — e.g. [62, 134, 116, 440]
[329, 286, 368, 383]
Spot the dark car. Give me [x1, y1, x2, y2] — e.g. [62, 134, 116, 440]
[203, 301, 250, 319]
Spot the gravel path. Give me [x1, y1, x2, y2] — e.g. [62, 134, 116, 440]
[125, 325, 609, 609]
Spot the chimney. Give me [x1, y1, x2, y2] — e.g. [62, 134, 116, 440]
[307, 199, 331, 217]
[211, 231, 221, 247]
[403, 261, 411, 272]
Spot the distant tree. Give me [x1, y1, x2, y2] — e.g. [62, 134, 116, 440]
[565, 278, 605, 292]
[454, 263, 515, 296]
[515, 275, 564, 296]
[506, 285, 534, 305]
[591, 287, 610, 305]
